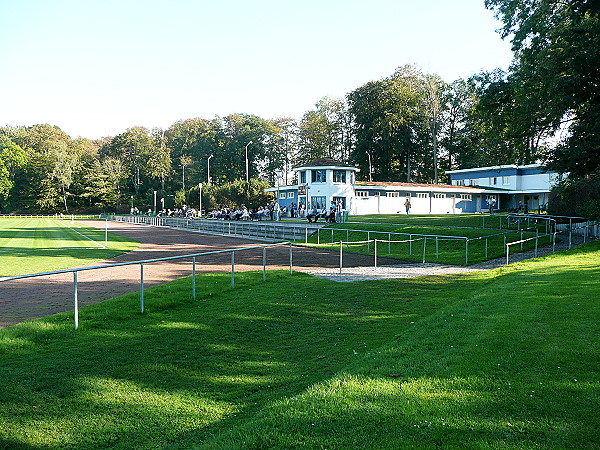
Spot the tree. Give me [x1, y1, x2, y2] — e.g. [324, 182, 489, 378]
[0, 139, 28, 207]
[485, 0, 600, 176]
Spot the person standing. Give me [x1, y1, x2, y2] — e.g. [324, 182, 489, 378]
[404, 198, 411, 215]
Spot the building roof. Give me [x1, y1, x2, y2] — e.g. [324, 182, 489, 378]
[294, 158, 359, 171]
[445, 163, 545, 174]
[355, 181, 477, 190]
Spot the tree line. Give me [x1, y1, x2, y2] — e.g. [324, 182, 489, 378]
[1, 0, 597, 217]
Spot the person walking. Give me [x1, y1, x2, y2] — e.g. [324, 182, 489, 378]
[404, 198, 411, 215]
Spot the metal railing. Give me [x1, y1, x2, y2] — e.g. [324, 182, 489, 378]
[1, 241, 293, 330]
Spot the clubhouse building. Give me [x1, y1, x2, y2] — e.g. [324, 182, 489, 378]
[266, 159, 561, 215]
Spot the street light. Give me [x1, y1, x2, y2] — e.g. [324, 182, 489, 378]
[245, 140, 253, 183]
[366, 151, 373, 182]
[207, 154, 214, 184]
[153, 190, 157, 214]
[198, 183, 202, 218]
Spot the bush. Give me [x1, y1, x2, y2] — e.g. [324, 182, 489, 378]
[548, 173, 600, 219]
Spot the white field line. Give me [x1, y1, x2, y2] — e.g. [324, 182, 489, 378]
[55, 220, 106, 249]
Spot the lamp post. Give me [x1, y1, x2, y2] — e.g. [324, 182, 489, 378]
[366, 151, 373, 182]
[130, 195, 134, 209]
[245, 140, 253, 183]
[198, 183, 202, 218]
[207, 154, 214, 184]
[161, 197, 165, 210]
[153, 190, 157, 214]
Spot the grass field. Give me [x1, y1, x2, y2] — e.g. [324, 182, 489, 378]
[307, 214, 551, 265]
[1, 241, 598, 448]
[0, 218, 139, 276]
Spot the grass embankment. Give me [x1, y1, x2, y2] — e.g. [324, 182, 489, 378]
[0, 218, 139, 276]
[1, 242, 598, 448]
[308, 214, 551, 265]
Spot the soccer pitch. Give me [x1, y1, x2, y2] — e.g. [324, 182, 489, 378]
[0, 218, 139, 277]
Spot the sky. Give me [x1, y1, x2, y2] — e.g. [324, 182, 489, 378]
[1, 0, 514, 140]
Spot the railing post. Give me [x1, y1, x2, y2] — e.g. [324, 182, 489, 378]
[73, 271, 79, 330]
[231, 251, 235, 288]
[318, 228, 320, 244]
[367, 231, 370, 252]
[289, 242, 293, 274]
[465, 239, 469, 265]
[374, 239, 377, 268]
[339, 240, 343, 274]
[263, 247, 267, 281]
[305, 227, 308, 243]
[506, 244, 509, 265]
[140, 263, 144, 313]
[409, 234, 413, 255]
[435, 236, 439, 260]
[388, 233, 391, 254]
[192, 257, 196, 300]
[331, 228, 334, 243]
[520, 231, 524, 250]
[422, 238, 427, 264]
[485, 238, 488, 260]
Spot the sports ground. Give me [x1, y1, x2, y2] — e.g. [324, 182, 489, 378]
[0, 217, 598, 448]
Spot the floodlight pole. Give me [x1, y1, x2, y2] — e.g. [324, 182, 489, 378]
[153, 190, 157, 214]
[366, 151, 373, 182]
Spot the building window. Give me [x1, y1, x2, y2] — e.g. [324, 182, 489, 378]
[456, 179, 465, 186]
[489, 177, 498, 185]
[460, 194, 472, 200]
[502, 176, 510, 185]
[386, 192, 400, 197]
[416, 193, 428, 198]
[279, 192, 286, 199]
[299, 171, 306, 184]
[310, 196, 326, 209]
[356, 191, 368, 198]
[311, 169, 326, 183]
[433, 193, 446, 198]
[486, 195, 497, 201]
[333, 170, 346, 183]
[469, 179, 477, 186]
[374, 191, 381, 196]
[287, 192, 295, 198]
[406, 192, 412, 197]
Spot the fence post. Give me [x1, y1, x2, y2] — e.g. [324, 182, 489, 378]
[339, 240, 343, 274]
[289, 242, 293, 274]
[506, 244, 509, 265]
[520, 231, 524, 250]
[421, 238, 426, 263]
[318, 228, 320, 244]
[374, 239, 377, 268]
[388, 233, 391, 254]
[231, 251, 235, 288]
[535, 235, 538, 257]
[367, 231, 370, 252]
[331, 228, 334, 243]
[140, 263, 144, 313]
[73, 271, 79, 330]
[436, 236, 439, 260]
[409, 234, 413, 255]
[465, 239, 469, 265]
[485, 238, 488, 260]
[305, 227, 308, 243]
[192, 257, 196, 300]
[263, 247, 267, 281]
[553, 232, 556, 253]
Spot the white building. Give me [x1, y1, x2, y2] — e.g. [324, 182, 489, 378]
[266, 159, 560, 215]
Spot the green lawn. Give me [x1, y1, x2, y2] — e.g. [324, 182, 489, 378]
[1, 242, 598, 448]
[0, 218, 139, 276]
[307, 215, 550, 265]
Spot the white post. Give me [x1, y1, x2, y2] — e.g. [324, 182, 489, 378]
[231, 251, 235, 288]
[192, 257, 196, 300]
[73, 271, 79, 330]
[140, 263, 144, 313]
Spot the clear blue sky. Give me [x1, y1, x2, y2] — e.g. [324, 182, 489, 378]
[1, 0, 513, 140]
